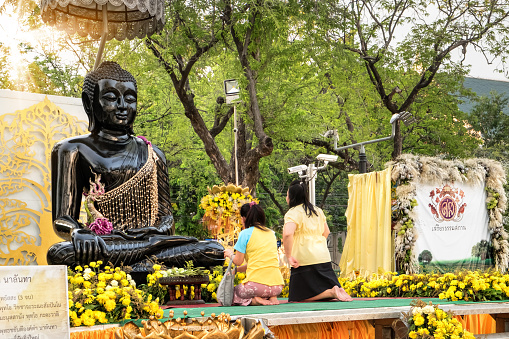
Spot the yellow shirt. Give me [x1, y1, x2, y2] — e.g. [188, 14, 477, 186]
[235, 227, 284, 286]
[284, 205, 331, 266]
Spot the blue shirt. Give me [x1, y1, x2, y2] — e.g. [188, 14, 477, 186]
[234, 227, 254, 254]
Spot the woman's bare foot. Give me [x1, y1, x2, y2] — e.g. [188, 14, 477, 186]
[251, 297, 271, 305]
[333, 286, 353, 302]
[268, 296, 280, 305]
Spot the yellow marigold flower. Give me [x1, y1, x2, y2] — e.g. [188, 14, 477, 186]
[75, 266, 83, 272]
[386, 288, 392, 294]
[409, 331, 417, 339]
[83, 316, 95, 326]
[105, 299, 116, 312]
[413, 314, 425, 326]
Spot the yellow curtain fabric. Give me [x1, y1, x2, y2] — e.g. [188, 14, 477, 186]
[70, 327, 118, 339]
[457, 314, 496, 335]
[339, 167, 393, 278]
[271, 320, 374, 339]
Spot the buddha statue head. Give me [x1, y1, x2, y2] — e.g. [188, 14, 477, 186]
[82, 61, 138, 135]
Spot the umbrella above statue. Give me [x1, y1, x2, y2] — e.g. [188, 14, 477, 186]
[40, 0, 165, 69]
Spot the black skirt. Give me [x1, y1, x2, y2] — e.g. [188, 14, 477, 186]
[288, 262, 341, 302]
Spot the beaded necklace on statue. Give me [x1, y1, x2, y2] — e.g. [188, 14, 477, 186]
[85, 137, 159, 231]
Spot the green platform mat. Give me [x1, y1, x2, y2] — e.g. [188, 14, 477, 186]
[120, 298, 509, 327]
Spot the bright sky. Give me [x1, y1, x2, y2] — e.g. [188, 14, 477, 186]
[1, 4, 508, 84]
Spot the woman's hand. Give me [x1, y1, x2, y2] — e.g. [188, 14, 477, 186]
[287, 255, 300, 268]
[224, 248, 234, 259]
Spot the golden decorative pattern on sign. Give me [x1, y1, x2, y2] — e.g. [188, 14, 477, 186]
[0, 97, 87, 265]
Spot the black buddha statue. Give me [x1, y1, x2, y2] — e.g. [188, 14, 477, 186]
[47, 61, 224, 275]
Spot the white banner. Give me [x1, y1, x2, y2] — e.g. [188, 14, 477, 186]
[414, 182, 492, 272]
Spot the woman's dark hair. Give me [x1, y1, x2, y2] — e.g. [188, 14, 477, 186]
[287, 179, 318, 217]
[244, 204, 269, 231]
[240, 203, 251, 218]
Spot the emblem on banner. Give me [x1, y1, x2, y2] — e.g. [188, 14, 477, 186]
[428, 184, 466, 222]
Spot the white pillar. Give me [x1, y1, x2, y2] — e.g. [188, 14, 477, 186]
[308, 164, 316, 205]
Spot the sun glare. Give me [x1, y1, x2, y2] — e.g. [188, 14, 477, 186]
[0, 5, 65, 87]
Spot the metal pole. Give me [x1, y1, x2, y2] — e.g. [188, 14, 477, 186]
[359, 145, 367, 174]
[234, 104, 238, 185]
[94, 5, 109, 70]
[308, 164, 316, 205]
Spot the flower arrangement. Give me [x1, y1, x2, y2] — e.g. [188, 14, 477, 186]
[388, 155, 509, 274]
[143, 262, 210, 302]
[199, 184, 257, 242]
[338, 270, 509, 301]
[402, 299, 475, 339]
[68, 261, 163, 327]
[200, 184, 255, 221]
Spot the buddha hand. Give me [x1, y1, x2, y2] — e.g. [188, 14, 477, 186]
[72, 228, 107, 264]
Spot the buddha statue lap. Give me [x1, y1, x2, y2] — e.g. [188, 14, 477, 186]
[47, 61, 224, 274]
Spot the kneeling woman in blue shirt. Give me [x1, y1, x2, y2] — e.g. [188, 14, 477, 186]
[224, 204, 284, 305]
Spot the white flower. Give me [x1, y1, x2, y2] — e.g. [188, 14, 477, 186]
[422, 305, 435, 315]
[83, 268, 92, 280]
[126, 274, 132, 281]
[161, 271, 168, 278]
[105, 285, 113, 291]
[129, 280, 136, 288]
[110, 280, 119, 287]
[412, 307, 423, 315]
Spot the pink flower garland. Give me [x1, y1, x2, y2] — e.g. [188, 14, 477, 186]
[88, 218, 114, 235]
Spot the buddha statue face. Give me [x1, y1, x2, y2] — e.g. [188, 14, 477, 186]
[95, 79, 137, 132]
[82, 61, 138, 134]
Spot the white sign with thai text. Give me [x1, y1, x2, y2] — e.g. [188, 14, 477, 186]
[0, 265, 69, 339]
[413, 182, 492, 272]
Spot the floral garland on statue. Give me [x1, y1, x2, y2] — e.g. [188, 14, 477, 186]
[388, 154, 509, 274]
[199, 183, 257, 242]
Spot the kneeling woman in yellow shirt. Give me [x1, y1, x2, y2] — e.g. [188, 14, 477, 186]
[224, 203, 284, 306]
[284, 180, 353, 302]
